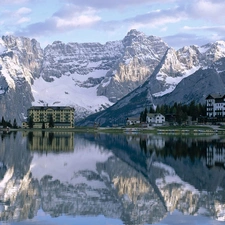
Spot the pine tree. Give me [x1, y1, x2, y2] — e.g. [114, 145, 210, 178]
[49, 115, 54, 128]
[13, 119, 17, 129]
[28, 114, 34, 128]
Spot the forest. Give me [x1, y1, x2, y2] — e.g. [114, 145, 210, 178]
[140, 101, 206, 125]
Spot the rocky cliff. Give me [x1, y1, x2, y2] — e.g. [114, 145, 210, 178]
[1, 30, 225, 125]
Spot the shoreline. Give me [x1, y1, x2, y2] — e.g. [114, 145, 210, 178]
[1, 124, 225, 136]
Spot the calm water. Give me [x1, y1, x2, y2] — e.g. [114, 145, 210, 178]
[0, 131, 225, 225]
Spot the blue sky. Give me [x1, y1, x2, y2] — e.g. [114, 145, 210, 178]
[1, 0, 225, 49]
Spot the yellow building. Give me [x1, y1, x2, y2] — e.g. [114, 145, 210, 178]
[25, 106, 75, 128]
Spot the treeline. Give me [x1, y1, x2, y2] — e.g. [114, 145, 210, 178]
[0, 117, 18, 128]
[140, 101, 206, 124]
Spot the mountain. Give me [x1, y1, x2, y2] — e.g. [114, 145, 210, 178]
[0, 30, 169, 124]
[1, 30, 225, 125]
[78, 41, 225, 126]
[0, 36, 43, 123]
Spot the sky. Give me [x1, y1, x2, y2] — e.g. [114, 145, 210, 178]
[1, 0, 225, 49]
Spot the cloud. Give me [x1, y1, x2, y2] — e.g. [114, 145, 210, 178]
[16, 4, 101, 37]
[65, 0, 176, 9]
[0, 7, 32, 27]
[183, 25, 225, 32]
[16, 7, 32, 15]
[1, 0, 30, 4]
[97, 6, 187, 33]
[128, 7, 186, 29]
[186, 0, 225, 23]
[163, 32, 223, 49]
[17, 17, 30, 24]
[3, 0, 225, 49]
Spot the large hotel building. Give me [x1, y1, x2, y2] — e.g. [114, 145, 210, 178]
[23, 106, 75, 128]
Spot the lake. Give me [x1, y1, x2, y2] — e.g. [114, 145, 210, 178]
[0, 131, 225, 225]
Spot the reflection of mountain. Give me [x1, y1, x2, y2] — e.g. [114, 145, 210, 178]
[25, 131, 74, 152]
[0, 131, 40, 222]
[0, 132, 225, 224]
[82, 133, 225, 222]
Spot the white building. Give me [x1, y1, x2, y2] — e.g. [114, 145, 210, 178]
[126, 117, 140, 126]
[206, 94, 225, 117]
[146, 113, 165, 126]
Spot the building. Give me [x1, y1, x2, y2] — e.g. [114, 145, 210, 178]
[206, 94, 225, 118]
[126, 117, 140, 126]
[146, 113, 165, 126]
[25, 106, 75, 128]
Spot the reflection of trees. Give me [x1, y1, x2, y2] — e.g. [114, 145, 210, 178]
[48, 132, 54, 145]
[139, 136, 207, 162]
[27, 132, 34, 147]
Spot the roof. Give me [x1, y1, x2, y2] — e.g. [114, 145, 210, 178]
[206, 94, 225, 100]
[28, 106, 75, 111]
[127, 117, 140, 121]
[147, 113, 164, 117]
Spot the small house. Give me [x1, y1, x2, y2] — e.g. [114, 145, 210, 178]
[126, 117, 140, 126]
[146, 113, 165, 126]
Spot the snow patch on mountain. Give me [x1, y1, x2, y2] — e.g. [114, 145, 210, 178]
[154, 66, 200, 97]
[32, 69, 113, 116]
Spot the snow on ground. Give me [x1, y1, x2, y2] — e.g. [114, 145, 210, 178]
[32, 70, 113, 111]
[0, 43, 6, 54]
[153, 66, 200, 97]
[30, 143, 113, 187]
[198, 45, 210, 54]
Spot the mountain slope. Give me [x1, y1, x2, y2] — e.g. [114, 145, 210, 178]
[78, 58, 225, 126]
[0, 30, 169, 123]
[0, 36, 43, 123]
[1, 31, 225, 125]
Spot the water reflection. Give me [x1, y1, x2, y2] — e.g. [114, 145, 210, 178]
[0, 131, 224, 224]
[25, 131, 74, 152]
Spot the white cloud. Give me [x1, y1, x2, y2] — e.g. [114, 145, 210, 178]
[2, 0, 225, 49]
[16, 7, 32, 15]
[99, 6, 187, 32]
[65, 0, 176, 9]
[163, 33, 210, 49]
[188, 0, 225, 23]
[16, 5, 101, 37]
[1, 0, 30, 4]
[183, 25, 225, 32]
[17, 17, 30, 24]
[55, 14, 101, 29]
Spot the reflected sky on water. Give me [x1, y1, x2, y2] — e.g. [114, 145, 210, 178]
[0, 131, 225, 225]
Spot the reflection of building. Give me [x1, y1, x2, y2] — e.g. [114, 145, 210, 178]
[27, 131, 74, 152]
[206, 143, 225, 168]
[24, 106, 75, 128]
[146, 137, 165, 149]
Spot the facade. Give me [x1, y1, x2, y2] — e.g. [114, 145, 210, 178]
[25, 106, 75, 128]
[206, 94, 225, 118]
[146, 113, 165, 125]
